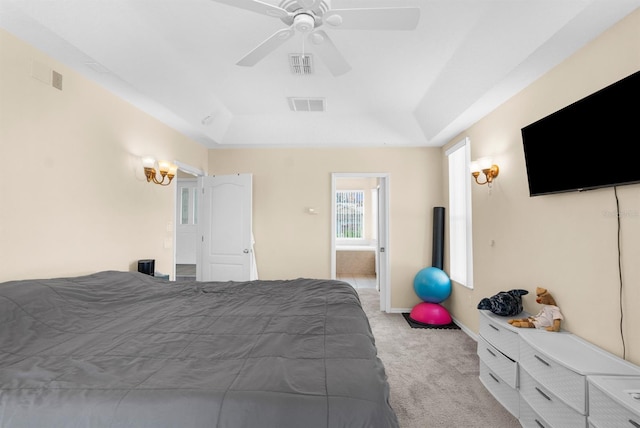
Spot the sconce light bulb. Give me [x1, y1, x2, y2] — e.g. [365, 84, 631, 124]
[158, 160, 170, 174]
[469, 161, 480, 174]
[477, 157, 493, 171]
[142, 157, 156, 169]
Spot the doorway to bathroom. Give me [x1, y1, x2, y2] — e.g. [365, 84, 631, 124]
[331, 173, 390, 312]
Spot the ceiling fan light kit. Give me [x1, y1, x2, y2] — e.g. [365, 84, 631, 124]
[294, 13, 315, 33]
[211, 0, 420, 76]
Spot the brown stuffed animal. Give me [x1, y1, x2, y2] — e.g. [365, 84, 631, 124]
[508, 287, 563, 332]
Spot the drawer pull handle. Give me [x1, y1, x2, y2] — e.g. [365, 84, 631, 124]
[489, 324, 500, 331]
[534, 419, 545, 428]
[535, 387, 552, 401]
[486, 348, 497, 357]
[488, 373, 500, 383]
[534, 354, 550, 366]
[629, 420, 640, 428]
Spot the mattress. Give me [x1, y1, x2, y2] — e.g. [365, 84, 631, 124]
[0, 270, 398, 428]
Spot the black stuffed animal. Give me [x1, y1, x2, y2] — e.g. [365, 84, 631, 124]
[477, 289, 529, 316]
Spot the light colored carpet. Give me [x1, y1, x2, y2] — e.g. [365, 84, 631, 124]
[357, 289, 521, 428]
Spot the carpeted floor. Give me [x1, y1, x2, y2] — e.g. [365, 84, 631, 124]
[357, 289, 521, 428]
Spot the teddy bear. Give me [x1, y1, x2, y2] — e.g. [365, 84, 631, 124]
[507, 287, 563, 332]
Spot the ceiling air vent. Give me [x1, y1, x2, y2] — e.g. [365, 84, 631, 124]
[287, 97, 326, 112]
[289, 54, 313, 75]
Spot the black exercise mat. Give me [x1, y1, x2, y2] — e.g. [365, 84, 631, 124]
[402, 313, 461, 329]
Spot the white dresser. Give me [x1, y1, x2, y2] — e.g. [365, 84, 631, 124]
[518, 330, 640, 428]
[477, 309, 529, 418]
[478, 309, 640, 428]
[587, 375, 640, 428]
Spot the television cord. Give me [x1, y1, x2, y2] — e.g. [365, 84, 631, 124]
[614, 186, 626, 360]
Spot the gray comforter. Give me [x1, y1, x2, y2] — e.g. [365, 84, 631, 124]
[0, 271, 398, 428]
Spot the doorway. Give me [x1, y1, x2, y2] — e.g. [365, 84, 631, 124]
[331, 173, 390, 312]
[174, 172, 255, 282]
[173, 162, 205, 281]
[175, 177, 198, 280]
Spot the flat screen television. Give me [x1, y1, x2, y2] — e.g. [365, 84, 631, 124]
[521, 70, 640, 196]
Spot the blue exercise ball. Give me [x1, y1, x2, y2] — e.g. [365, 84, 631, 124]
[413, 267, 451, 303]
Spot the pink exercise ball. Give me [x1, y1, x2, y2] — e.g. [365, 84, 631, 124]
[409, 302, 452, 325]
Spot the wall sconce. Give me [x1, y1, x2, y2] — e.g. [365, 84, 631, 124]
[470, 157, 499, 187]
[142, 157, 178, 186]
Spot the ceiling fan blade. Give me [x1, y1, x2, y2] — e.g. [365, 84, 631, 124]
[308, 30, 351, 76]
[237, 28, 295, 67]
[210, 0, 290, 19]
[323, 7, 420, 31]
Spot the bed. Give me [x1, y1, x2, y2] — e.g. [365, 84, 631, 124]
[0, 270, 398, 428]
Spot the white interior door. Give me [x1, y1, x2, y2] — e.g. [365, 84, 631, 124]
[376, 178, 389, 312]
[197, 174, 253, 281]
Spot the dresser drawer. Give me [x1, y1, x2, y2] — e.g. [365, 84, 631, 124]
[519, 395, 554, 428]
[477, 336, 518, 388]
[588, 375, 640, 428]
[519, 331, 640, 416]
[479, 360, 519, 418]
[519, 335, 587, 414]
[478, 310, 525, 361]
[519, 367, 587, 428]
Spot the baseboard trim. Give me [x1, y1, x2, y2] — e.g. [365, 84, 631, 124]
[452, 315, 477, 341]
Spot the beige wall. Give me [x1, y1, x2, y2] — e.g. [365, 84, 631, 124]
[442, 9, 640, 365]
[0, 30, 208, 281]
[209, 148, 443, 308]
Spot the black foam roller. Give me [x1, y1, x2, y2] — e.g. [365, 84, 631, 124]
[432, 207, 445, 270]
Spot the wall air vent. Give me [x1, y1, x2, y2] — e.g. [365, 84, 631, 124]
[289, 54, 313, 75]
[287, 97, 325, 112]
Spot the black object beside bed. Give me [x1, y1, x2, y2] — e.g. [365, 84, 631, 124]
[0, 270, 398, 428]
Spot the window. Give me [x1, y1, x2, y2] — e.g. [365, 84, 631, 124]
[446, 137, 474, 288]
[336, 190, 364, 239]
[179, 183, 198, 226]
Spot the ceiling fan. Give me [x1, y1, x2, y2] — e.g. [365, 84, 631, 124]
[210, 0, 420, 76]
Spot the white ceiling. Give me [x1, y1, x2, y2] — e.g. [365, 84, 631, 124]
[1, 0, 638, 149]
